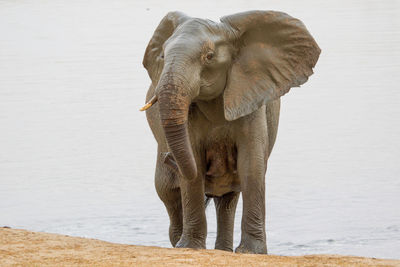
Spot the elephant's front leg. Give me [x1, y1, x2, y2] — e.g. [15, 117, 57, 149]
[235, 117, 268, 254]
[175, 173, 207, 249]
[214, 191, 240, 251]
[154, 153, 183, 247]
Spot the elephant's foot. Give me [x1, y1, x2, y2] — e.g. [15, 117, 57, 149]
[215, 243, 233, 252]
[169, 225, 182, 247]
[175, 234, 206, 249]
[235, 234, 267, 254]
[215, 236, 233, 252]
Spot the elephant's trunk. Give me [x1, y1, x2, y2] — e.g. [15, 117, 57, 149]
[157, 77, 197, 180]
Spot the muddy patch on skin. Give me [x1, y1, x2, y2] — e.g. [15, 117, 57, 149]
[205, 141, 240, 197]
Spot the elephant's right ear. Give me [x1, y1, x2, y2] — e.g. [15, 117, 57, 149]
[143, 11, 189, 84]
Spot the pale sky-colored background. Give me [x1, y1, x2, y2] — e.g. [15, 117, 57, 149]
[0, 0, 399, 259]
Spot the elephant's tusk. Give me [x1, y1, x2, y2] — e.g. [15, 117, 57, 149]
[140, 95, 158, 111]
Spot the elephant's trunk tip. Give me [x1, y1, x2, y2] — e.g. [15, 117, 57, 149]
[140, 95, 158, 111]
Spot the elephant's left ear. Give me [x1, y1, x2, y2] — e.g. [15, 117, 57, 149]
[221, 11, 321, 121]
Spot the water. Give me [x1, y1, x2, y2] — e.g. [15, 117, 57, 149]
[1, 0, 399, 260]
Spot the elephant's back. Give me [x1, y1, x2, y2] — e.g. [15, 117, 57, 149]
[266, 98, 281, 156]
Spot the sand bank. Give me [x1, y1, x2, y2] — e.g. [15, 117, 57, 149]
[0, 227, 398, 266]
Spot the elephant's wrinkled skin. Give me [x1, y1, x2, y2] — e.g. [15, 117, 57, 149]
[142, 10, 320, 254]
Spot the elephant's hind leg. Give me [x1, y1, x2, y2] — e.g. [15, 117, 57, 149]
[214, 191, 240, 251]
[154, 152, 182, 247]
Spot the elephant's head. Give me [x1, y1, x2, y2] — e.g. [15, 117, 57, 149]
[142, 11, 320, 180]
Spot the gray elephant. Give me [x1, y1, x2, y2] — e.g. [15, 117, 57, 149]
[141, 10, 320, 254]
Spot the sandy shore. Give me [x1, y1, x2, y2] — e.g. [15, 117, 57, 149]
[0, 227, 398, 267]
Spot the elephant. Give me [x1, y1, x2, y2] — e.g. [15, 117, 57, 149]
[141, 10, 320, 254]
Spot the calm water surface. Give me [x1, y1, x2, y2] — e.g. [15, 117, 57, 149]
[0, 0, 399, 259]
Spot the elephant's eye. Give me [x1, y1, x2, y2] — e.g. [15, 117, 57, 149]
[206, 52, 214, 61]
